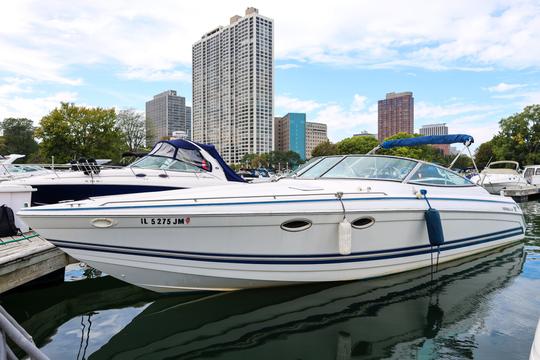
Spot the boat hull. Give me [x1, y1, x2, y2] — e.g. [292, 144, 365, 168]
[24, 201, 525, 292]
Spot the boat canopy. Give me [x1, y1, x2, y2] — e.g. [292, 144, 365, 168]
[159, 139, 245, 182]
[380, 134, 474, 149]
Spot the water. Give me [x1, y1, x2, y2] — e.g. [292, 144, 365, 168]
[2, 201, 539, 359]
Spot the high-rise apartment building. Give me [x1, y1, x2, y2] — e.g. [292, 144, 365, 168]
[185, 106, 192, 139]
[192, 7, 274, 163]
[145, 90, 190, 145]
[377, 92, 414, 142]
[274, 113, 306, 159]
[306, 122, 328, 159]
[419, 123, 450, 155]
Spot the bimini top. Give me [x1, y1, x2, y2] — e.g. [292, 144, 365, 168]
[145, 139, 245, 183]
[380, 134, 474, 149]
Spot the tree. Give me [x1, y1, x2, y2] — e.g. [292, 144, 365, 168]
[491, 105, 540, 165]
[475, 140, 496, 169]
[0, 118, 39, 161]
[36, 103, 126, 163]
[311, 140, 338, 157]
[116, 109, 146, 151]
[336, 136, 379, 155]
[378, 132, 446, 163]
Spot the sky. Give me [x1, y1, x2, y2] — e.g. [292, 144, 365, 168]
[1, 0, 540, 150]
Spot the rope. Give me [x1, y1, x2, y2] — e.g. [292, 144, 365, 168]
[335, 192, 346, 220]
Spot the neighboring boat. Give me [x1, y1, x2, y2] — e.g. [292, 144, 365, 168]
[524, 165, 540, 186]
[0, 154, 52, 181]
[6, 139, 244, 205]
[470, 161, 529, 195]
[19, 135, 526, 292]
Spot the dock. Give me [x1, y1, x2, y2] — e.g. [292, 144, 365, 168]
[0, 232, 75, 294]
[502, 185, 540, 202]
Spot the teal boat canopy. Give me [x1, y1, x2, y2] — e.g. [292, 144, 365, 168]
[380, 134, 474, 149]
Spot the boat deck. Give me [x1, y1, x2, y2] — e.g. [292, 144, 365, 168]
[0, 232, 75, 294]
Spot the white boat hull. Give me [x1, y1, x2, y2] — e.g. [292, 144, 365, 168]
[21, 188, 525, 292]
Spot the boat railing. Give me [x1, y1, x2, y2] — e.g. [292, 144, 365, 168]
[0, 162, 218, 181]
[98, 191, 389, 207]
[0, 304, 49, 360]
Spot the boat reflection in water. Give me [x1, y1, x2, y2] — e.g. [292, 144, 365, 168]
[80, 243, 524, 360]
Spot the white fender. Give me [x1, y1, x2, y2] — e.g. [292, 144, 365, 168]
[338, 219, 352, 255]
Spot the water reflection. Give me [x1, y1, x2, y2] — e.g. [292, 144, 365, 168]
[83, 244, 523, 360]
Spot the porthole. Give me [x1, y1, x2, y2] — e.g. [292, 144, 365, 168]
[280, 219, 312, 232]
[351, 217, 375, 229]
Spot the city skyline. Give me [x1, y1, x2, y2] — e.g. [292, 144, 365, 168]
[1, 1, 540, 151]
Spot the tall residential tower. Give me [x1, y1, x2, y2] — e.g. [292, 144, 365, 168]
[145, 90, 190, 145]
[377, 92, 414, 142]
[192, 7, 274, 163]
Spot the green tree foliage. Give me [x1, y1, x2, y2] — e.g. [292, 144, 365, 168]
[0, 118, 39, 161]
[116, 109, 146, 151]
[311, 140, 338, 157]
[36, 103, 126, 163]
[491, 105, 540, 165]
[336, 136, 379, 155]
[474, 140, 496, 169]
[240, 150, 302, 169]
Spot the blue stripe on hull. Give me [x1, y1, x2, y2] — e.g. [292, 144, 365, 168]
[48, 227, 523, 265]
[32, 184, 181, 205]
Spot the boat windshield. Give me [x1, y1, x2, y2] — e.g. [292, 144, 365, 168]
[130, 141, 211, 173]
[130, 156, 205, 172]
[298, 156, 418, 181]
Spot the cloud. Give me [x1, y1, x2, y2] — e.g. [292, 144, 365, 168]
[415, 101, 500, 120]
[275, 94, 323, 113]
[486, 82, 527, 93]
[276, 63, 300, 70]
[118, 68, 191, 82]
[1, 0, 540, 90]
[0, 91, 78, 124]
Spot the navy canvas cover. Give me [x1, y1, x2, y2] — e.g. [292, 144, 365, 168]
[162, 139, 245, 183]
[380, 134, 474, 149]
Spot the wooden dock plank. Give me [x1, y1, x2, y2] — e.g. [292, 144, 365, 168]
[0, 233, 75, 294]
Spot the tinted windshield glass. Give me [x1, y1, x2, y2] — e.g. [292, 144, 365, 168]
[320, 156, 417, 181]
[131, 156, 203, 172]
[409, 163, 473, 186]
[298, 157, 343, 178]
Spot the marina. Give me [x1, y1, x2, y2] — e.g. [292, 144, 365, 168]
[0, 134, 537, 359]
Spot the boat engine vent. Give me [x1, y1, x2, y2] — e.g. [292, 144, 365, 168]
[351, 217, 375, 229]
[280, 219, 312, 232]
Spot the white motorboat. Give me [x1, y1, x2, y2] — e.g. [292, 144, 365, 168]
[6, 139, 244, 205]
[19, 135, 526, 292]
[470, 161, 529, 195]
[524, 165, 540, 186]
[0, 154, 52, 181]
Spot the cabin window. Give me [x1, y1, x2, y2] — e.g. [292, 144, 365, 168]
[536, 168, 540, 175]
[176, 148, 212, 171]
[409, 164, 473, 186]
[525, 168, 534, 178]
[149, 143, 176, 158]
